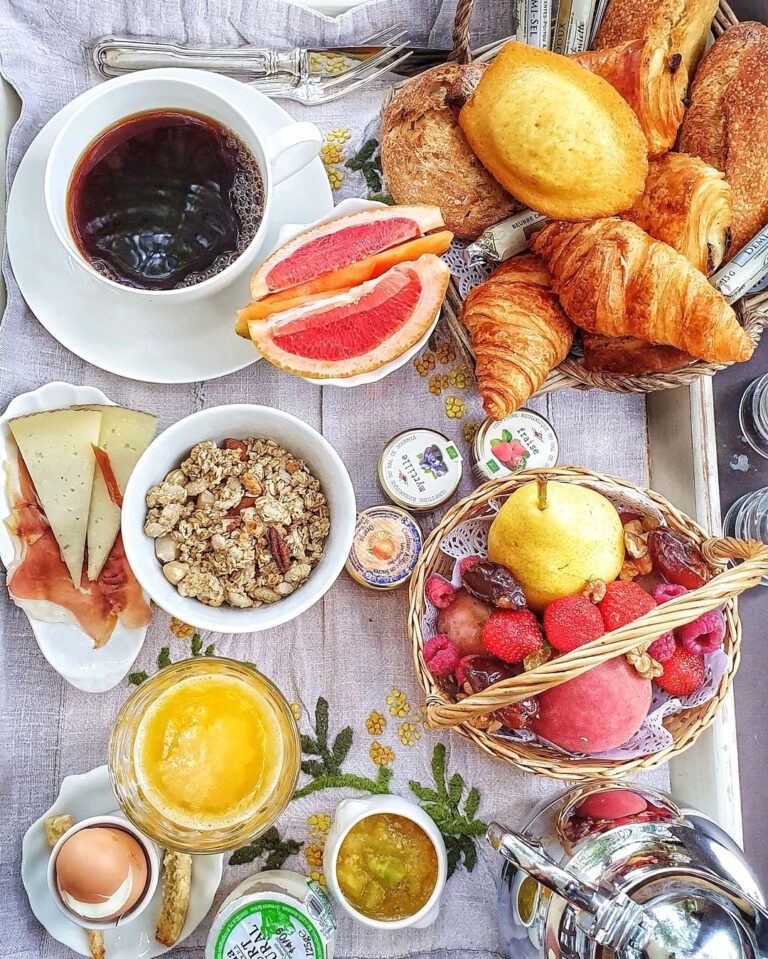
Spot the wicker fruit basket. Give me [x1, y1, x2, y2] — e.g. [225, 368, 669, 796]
[440, 0, 768, 395]
[407, 467, 768, 781]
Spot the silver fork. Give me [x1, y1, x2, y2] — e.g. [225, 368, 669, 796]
[92, 26, 413, 104]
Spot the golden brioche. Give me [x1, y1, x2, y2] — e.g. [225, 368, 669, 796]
[380, 64, 521, 240]
[459, 43, 648, 221]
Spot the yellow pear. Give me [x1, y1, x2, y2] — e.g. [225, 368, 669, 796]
[488, 479, 625, 612]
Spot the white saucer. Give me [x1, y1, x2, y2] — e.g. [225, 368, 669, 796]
[266, 197, 440, 388]
[22, 764, 223, 958]
[0, 382, 151, 692]
[6, 70, 333, 384]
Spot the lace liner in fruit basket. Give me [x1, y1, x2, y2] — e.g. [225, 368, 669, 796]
[421, 483, 727, 761]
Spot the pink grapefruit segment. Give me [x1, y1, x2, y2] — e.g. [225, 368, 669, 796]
[235, 230, 453, 337]
[249, 254, 450, 379]
[250, 205, 445, 299]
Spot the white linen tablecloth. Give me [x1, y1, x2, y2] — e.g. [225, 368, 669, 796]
[0, 1, 666, 956]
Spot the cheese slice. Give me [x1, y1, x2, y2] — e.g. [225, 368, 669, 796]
[80, 405, 158, 580]
[9, 408, 102, 585]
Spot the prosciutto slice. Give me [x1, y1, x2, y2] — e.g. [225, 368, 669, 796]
[7, 454, 151, 646]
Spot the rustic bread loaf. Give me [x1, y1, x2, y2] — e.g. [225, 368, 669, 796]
[380, 63, 521, 240]
[679, 21, 768, 252]
[459, 43, 648, 221]
[593, 0, 718, 74]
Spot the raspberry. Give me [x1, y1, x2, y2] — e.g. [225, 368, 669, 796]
[655, 643, 705, 696]
[543, 595, 604, 652]
[423, 635, 460, 677]
[457, 555, 482, 577]
[425, 575, 455, 609]
[679, 609, 725, 655]
[482, 609, 542, 664]
[598, 581, 656, 631]
[651, 583, 688, 604]
[647, 633, 675, 662]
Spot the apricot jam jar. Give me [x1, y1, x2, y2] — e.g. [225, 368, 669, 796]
[109, 657, 299, 853]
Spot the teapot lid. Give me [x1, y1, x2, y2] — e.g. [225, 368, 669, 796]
[640, 887, 754, 959]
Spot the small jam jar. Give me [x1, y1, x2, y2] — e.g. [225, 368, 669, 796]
[378, 428, 463, 512]
[345, 505, 422, 590]
[473, 409, 558, 481]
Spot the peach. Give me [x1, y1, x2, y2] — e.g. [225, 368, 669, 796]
[532, 657, 651, 753]
[576, 790, 648, 820]
[437, 589, 492, 655]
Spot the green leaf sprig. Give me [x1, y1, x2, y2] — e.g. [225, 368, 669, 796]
[293, 697, 393, 799]
[127, 632, 215, 685]
[409, 743, 487, 876]
[229, 826, 302, 868]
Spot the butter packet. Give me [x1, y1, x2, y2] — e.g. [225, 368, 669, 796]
[711, 224, 768, 303]
[552, 0, 597, 54]
[464, 208, 549, 265]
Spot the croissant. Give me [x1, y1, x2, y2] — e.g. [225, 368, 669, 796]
[532, 219, 754, 365]
[572, 40, 687, 157]
[462, 254, 574, 419]
[622, 153, 733, 275]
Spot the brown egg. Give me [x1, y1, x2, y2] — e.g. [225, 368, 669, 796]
[55, 826, 149, 922]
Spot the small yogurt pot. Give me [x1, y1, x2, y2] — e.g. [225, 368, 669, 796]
[46, 815, 160, 930]
[323, 795, 447, 930]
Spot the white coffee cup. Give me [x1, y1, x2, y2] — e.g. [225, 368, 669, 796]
[44, 69, 322, 301]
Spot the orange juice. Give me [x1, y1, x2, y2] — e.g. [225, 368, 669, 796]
[110, 658, 299, 852]
[135, 673, 284, 830]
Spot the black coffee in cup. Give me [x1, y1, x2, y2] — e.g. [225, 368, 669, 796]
[66, 109, 265, 291]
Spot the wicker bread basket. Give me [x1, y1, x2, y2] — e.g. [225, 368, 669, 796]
[407, 467, 768, 780]
[440, 0, 768, 395]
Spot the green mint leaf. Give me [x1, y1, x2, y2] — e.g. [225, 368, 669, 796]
[464, 786, 481, 819]
[156, 647, 171, 669]
[408, 782, 442, 803]
[300, 735, 322, 755]
[315, 698, 329, 746]
[190, 634, 203, 656]
[331, 727, 353, 770]
[448, 772, 464, 807]
[204, 643, 216, 657]
[229, 844, 257, 866]
[460, 834, 478, 872]
[431, 744, 447, 796]
[301, 760, 325, 778]
[127, 671, 148, 686]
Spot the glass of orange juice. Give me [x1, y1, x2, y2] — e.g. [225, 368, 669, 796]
[109, 657, 300, 853]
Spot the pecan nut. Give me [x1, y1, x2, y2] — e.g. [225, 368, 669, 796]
[268, 527, 290, 574]
[224, 438, 248, 462]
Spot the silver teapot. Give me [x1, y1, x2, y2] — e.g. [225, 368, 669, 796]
[489, 781, 768, 959]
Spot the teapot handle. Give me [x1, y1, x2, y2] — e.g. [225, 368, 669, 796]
[487, 822, 653, 953]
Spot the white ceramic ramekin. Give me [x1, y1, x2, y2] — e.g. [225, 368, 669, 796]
[323, 795, 448, 929]
[121, 404, 356, 633]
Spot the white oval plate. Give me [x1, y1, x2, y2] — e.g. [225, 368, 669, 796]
[263, 198, 441, 388]
[0, 382, 151, 692]
[21, 764, 223, 958]
[6, 70, 333, 384]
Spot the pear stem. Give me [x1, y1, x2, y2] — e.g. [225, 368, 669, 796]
[536, 477, 548, 510]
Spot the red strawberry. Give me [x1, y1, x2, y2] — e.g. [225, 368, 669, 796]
[655, 643, 705, 696]
[543, 595, 604, 652]
[482, 609, 542, 664]
[598, 581, 656, 631]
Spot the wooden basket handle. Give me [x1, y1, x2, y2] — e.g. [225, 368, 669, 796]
[426, 537, 768, 728]
[449, 0, 478, 62]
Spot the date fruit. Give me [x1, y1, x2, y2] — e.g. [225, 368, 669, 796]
[437, 589, 492, 655]
[460, 654, 539, 730]
[648, 528, 710, 589]
[461, 560, 527, 609]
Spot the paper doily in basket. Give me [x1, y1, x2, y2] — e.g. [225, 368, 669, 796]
[443, 240, 494, 300]
[421, 484, 726, 761]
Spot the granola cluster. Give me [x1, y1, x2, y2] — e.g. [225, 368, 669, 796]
[144, 438, 330, 608]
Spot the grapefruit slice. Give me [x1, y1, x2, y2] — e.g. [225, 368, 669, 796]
[235, 230, 453, 337]
[249, 254, 450, 379]
[250, 205, 445, 299]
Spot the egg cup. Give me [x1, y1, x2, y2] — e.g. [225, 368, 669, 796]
[46, 815, 159, 930]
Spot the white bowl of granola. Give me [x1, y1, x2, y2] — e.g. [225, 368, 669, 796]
[121, 404, 356, 633]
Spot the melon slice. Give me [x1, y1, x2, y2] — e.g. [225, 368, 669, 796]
[250, 205, 445, 299]
[249, 254, 450, 378]
[236, 230, 453, 337]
